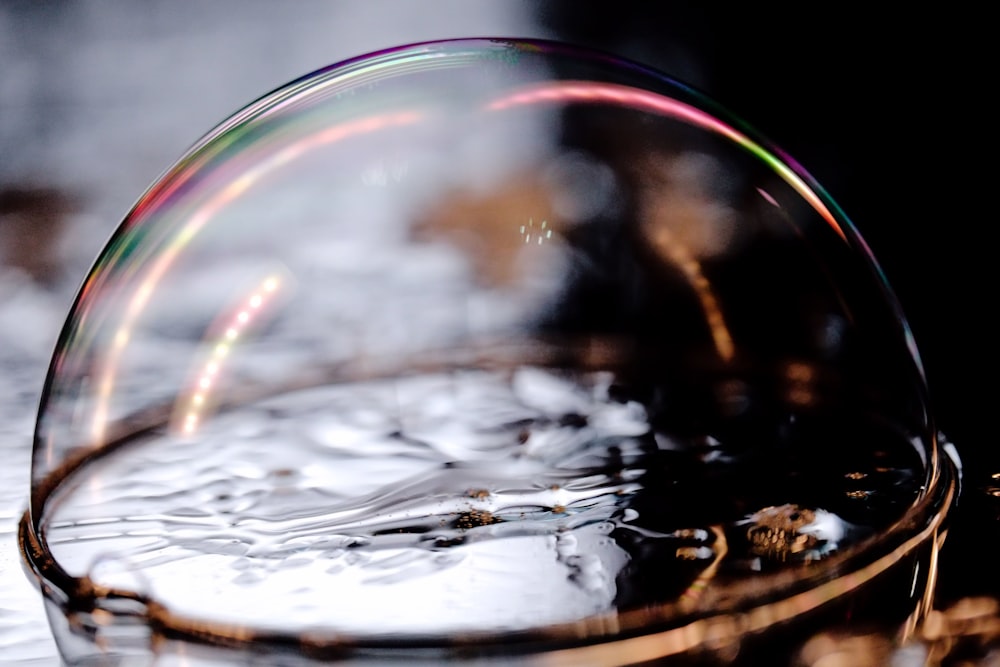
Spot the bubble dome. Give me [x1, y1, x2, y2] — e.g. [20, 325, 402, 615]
[21, 39, 956, 665]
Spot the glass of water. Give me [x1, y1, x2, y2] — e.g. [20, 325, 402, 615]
[20, 39, 957, 666]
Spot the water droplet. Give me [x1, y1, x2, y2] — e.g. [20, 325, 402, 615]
[595, 521, 614, 535]
[675, 546, 714, 560]
[741, 504, 851, 562]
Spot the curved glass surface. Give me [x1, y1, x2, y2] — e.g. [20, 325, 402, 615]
[22, 39, 954, 664]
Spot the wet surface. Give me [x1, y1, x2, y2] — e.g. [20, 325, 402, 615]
[44, 368, 917, 637]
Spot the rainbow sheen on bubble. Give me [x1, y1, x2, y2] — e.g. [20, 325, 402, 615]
[22, 39, 953, 665]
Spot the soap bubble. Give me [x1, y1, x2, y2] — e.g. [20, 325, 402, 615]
[21, 39, 956, 664]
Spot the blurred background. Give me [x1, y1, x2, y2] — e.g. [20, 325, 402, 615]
[0, 2, 987, 664]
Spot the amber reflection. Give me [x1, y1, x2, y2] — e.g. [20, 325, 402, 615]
[174, 275, 283, 436]
[413, 155, 737, 362]
[412, 172, 559, 288]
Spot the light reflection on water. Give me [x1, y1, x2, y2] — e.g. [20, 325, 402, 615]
[45, 366, 912, 644]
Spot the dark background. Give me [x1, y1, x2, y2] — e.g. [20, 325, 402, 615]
[541, 4, 987, 474]
[540, 2, 980, 458]
[541, 4, 993, 602]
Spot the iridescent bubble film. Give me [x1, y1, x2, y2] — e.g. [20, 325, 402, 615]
[23, 39, 954, 664]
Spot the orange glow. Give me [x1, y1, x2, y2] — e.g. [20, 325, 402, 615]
[176, 275, 282, 436]
[646, 225, 735, 362]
